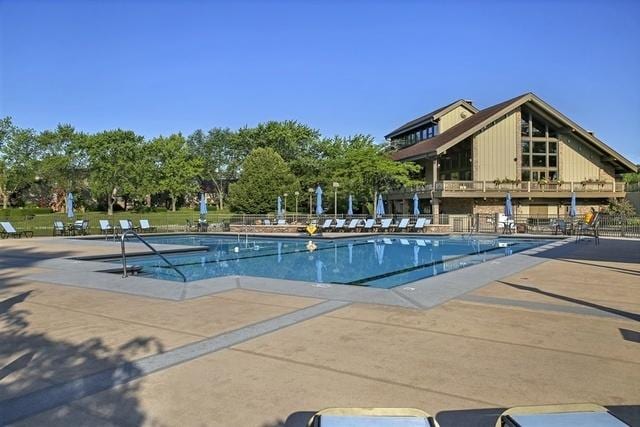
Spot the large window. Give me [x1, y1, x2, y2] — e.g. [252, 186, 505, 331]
[392, 123, 439, 148]
[520, 110, 559, 181]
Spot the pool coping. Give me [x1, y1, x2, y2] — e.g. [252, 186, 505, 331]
[20, 233, 575, 309]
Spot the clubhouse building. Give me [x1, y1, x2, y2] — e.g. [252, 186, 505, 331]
[386, 93, 637, 218]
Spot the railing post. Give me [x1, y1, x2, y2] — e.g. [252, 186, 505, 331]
[612, 180, 616, 193]
[482, 181, 486, 192]
[570, 181, 574, 192]
[527, 181, 531, 192]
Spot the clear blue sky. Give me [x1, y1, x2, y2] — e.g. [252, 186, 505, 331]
[2, 0, 639, 163]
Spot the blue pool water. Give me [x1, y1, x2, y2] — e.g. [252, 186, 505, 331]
[112, 234, 553, 288]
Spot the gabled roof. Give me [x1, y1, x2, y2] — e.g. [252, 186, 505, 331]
[390, 92, 637, 173]
[384, 99, 478, 139]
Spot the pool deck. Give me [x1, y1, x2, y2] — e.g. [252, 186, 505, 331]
[0, 234, 639, 426]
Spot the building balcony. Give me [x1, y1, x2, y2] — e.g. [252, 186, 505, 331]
[387, 180, 627, 200]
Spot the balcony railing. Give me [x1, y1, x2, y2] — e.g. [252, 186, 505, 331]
[391, 180, 627, 195]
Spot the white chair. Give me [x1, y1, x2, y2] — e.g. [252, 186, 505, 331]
[498, 214, 515, 234]
[320, 219, 333, 230]
[346, 219, 361, 230]
[139, 219, 156, 233]
[378, 218, 393, 232]
[99, 220, 113, 235]
[53, 220, 66, 236]
[0, 221, 33, 238]
[396, 218, 410, 232]
[413, 217, 431, 232]
[333, 218, 346, 231]
[361, 219, 375, 232]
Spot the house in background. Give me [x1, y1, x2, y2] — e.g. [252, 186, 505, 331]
[386, 92, 637, 219]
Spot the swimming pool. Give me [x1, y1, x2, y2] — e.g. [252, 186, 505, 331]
[109, 234, 554, 288]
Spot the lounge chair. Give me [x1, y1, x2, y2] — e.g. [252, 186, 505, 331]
[119, 219, 139, 233]
[396, 218, 410, 232]
[576, 211, 600, 244]
[361, 219, 376, 232]
[378, 218, 393, 232]
[53, 220, 67, 236]
[308, 407, 440, 427]
[185, 219, 198, 232]
[72, 219, 89, 236]
[320, 219, 333, 231]
[413, 217, 431, 232]
[276, 219, 286, 225]
[346, 219, 361, 231]
[496, 403, 629, 427]
[0, 221, 33, 239]
[139, 219, 156, 233]
[498, 214, 515, 234]
[263, 219, 272, 226]
[99, 220, 115, 236]
[333, 218, 346, 231]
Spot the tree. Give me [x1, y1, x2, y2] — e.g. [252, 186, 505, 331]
[85, 129, 146, 215]
[228, 147, 299, 214]
[149, 133, 203, 211]
[327, 137, 420, 214]
[0, 117, 40, 209]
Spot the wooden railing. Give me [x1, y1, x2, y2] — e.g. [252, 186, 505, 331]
[390, 180, 626, 195]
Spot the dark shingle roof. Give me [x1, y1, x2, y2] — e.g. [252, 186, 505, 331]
[384, 99, 477, 139]
[391, 94, 529, 161]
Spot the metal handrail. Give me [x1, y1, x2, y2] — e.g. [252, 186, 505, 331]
[121, 230, 187, 282]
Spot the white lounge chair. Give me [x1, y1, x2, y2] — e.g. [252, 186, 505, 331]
[139, 219, 156, 233]
[333, 218, 346, 231]
[361, 219, 376, 232]
[396, 218, 410, 232]
[413, 217, 431, 232]
[320, 219, 333, 230]
[0, 221, 33, 238]
[309, 407, 440, 427]
[346, 219, 361, 230]
[277, 219, 286, 225]
[72, 219, 89, 235]
[263, 219, 272, 226]
[378, 218, 393, 232]
[99, 220, 114, 236]
[119, 219, 138, 233]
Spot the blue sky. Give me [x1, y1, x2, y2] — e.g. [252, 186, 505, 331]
[2, 0, 639, 163]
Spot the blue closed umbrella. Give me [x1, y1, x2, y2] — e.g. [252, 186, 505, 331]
[569, 192, 577, 217]
[347, 195, 353, 216]
[277, 196, 283, 219]
[376, 193, 385, 217]
[504, 193, 513, 218]
[66, 192, 74, 218]
[199, 193, 208, 216]
[315, 186, 323, 215]
[413, 193, 420, 216]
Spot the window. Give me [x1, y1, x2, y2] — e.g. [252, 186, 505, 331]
[520, 108, 560, 182]
[533, 141, 546, 153]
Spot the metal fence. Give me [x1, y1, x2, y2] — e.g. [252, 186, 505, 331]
[1, 211, 639, 238]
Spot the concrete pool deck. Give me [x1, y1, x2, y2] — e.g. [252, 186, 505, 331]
[0, 235, 639, 426]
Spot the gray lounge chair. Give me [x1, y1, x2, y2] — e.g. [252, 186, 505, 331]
[346, 219, 361, 231]
[320, 219, 333, 231]
[72, 219, 89, 235]
[263, 219, 272, 226]
[0, 221, 33, 238]
[99, 220, 115, 236]
[53, 220, 67, 236]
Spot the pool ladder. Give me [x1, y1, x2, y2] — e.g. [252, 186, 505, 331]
[121, 230, 187, 282]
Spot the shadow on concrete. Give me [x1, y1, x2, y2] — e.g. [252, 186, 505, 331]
[532, 238, 640, 265]
[498, 281, 640, 323]
[620, 328, 640, 344]
[262, 411, 315, 427]
[0, 274, 167, 425]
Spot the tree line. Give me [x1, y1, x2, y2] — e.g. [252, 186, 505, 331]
[0, 117, 420, 215]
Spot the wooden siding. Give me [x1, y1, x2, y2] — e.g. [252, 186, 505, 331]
[558, 135, 615, 182]
[439, 105, 475, 132]
[472, 111, 518, 181]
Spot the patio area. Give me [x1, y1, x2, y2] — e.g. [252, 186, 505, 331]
[0, 235, 638, 426]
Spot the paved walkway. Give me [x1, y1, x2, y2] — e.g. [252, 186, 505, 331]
[0, 235, 638, 426]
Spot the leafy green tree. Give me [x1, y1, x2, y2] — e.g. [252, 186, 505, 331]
[327, 137, 420, 214]
[85, 129, 146, 215]
[236, 120, 321, 163]
[228, 147, 299, 213]
[0, 117, 40, 209]
[187, 128, 241, 210]
[149, 133, 203, 211]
